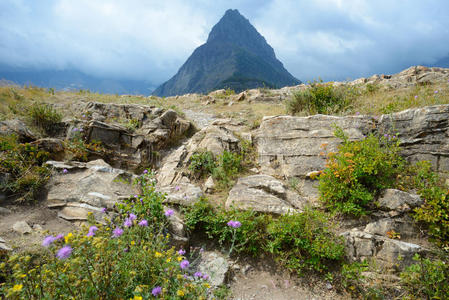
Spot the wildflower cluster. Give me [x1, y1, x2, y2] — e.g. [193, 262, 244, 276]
[1, 172, 214, 299]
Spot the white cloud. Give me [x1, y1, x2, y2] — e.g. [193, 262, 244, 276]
[0, 0, 449, 83]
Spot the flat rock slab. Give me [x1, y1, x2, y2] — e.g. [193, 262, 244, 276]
[226, 175, 306, 214]
[12, 221, 33, 234]
[254, 115, 374, 178]
[45, 159, 138, 210]
[158, 184, 204, 206]
[378, 189, 423, 213]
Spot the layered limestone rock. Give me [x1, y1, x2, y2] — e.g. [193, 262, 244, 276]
[225, 175, 307, 214]
[45, 159, 138, 221]
[378, 104, 449, 174]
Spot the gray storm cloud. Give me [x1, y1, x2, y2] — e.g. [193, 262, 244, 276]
[1, 0, 448, 83]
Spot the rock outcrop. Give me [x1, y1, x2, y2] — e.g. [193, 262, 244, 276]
[45, 159, 138, 222]
[378, 104, 449, 174]
[225, 175, 306, 214]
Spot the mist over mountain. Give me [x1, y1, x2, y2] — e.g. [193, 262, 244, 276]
[153, 9, 300, 97]
[0, 66, 156, 95]
[433, 54, 449, 68]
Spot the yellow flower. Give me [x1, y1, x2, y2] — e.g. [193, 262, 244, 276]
[166, 258, 171, 263]
[131, 241, 135, 246]
[177, 274, 183, 280]
[65, 233, 73, 243]
[20, 274, 26, 278]
[155, 252, 163, 258]
[176, 290, 185, 297]
[132, 296, 142, 300]
[177, 256, 183, 262]
[203, 283, 211, 289]
[12, 284, 23, 292]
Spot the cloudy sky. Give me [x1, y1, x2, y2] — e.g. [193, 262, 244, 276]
[1, 0, 449, 84]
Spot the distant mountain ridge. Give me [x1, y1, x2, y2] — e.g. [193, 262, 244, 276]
[153, 9, 300, 97]
[433, 54, 449, 68]
[0, 66, 155, 95]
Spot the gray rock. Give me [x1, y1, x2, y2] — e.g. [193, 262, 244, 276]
[159, 183, 204, 206]
[364, 216, 419, 239]
[254, 114, 374, 178]
[342, 229, 423, 271]
[198, 251, 230, 287]
[0, 237, 12, 252]
[0, 119, 36, 141]
[204, 176, 215, 193]
[225, 175, 306, 214]
[45, 159, 138, 220]
[378, 104, 449, 173]
[378, 189, 423, 212]
[12, 221, 32, 234]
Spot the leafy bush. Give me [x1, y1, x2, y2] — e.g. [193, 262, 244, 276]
[319, 128, 404, 216]
[0, 172, 217, 299]
[403, 161, 449, 247]
[183, 198, 269, 255]
[183, 198, 344, 274]
[65, 127, 107, 162]
[212, 151, 242, 188]
[286, 81, 353, 115]
[188, 150, 244, 188]
[265, 208, 345, 273]
[0, 135, 50, 202]
[28, 103, 62, 135]
[188, 151, 216, 179]
[400, 254, 449, 300]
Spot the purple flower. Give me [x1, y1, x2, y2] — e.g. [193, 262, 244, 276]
[113, 227, 123, 238]
[202, 274, 209, 280]
[227, 220, 242, 228]
[62, 168, 68, 174]
[73, 128, 78, 132]
[56, 234, 64, 240]
[143, 169, 148, 174]
[180, 259, 190, 269]
[384, 134, 389, 138]
[194, 271, 202, 278]
[42, 236, 56, 247]
[124, 218, 132, 227]
[178, 249, 186, 255]
[355, 112, 360, 115]
[134, 194, 138, 198]
[152, 286, 162, 296]
[140, 198, 144, 204]
[86, 226, 98, 237]
[56, 245, 72, 260]
[200, 247, 204, 253]
[129, 213, 137, 221]
[138, 219, 148, 227]
[414, 95, 418, 99]
[101, 207, 107, 213]
[124, 247, 129, 253]
[434, 90, 439, 94]
[174, 185, 180, 191]
[164, 209, 174, 217]
[79, 128, 83, 132]
[82, 114, 86, 118]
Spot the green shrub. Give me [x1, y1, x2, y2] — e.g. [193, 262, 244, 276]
[28, 103, 62, 135]
[318, 128, 404, 216]
[404, 161, 449, 247]
[286, 81, 353, 115]
[400, 254, 449, 300]
[183, 198, 269, 255]
[188, 150, 244, 188]
[212, 151, 242, 189]
[184, 198, 344, 274]
[65, 128, 107, 162]
[0, 135, 51, 202]
[265, 208, 345, 273]
[188, 151, 216, 179]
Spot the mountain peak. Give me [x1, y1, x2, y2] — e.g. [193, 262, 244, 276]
[153, 9, 300, 97]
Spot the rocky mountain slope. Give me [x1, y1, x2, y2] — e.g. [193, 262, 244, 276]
[153, 9, 300, 97]
[1, 65, 449, 299]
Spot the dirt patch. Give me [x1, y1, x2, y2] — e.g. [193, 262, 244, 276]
[0, 203, 77, 253]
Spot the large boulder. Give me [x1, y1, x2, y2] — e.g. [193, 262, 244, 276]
[225, 175, 306, 214]
[377, 189, 423, 214]
[378, 104, 449, 174]
[45, 159, 138, 221]
[341, 229, 423, 271]
[254, 114, 374, 178]
[68, 102, 192, 170]
[0, 119, 36, 142]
